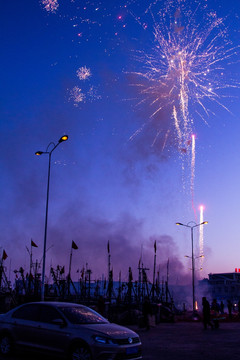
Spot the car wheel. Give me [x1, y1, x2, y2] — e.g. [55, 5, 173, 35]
[0, 334, 13, 356]
[70, 344, 92, 360]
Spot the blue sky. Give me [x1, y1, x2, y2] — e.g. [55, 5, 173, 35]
[1, 0, 240, 284]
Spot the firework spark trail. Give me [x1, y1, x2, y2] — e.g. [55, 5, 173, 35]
[173, 105, 182, 143]
[199, 205, 204, 269]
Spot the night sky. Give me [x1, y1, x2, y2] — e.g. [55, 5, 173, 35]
[1, 0, 240, 285]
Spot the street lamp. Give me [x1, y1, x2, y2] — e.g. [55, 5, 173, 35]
[176, 221, 208, 313]
[35, 135, 68, 301]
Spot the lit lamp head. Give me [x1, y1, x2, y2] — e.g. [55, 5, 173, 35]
[176, 222, 183, 226]
[58, 135, 68, 143]
[35, 151, 43, 156]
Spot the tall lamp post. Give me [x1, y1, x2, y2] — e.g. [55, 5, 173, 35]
[176, 221, 208, 313]
[35, 135, 68, 301]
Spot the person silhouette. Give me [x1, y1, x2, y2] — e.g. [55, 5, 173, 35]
[202, 297, 213, 330]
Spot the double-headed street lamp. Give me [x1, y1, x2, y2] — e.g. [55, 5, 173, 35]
[176, 221, 208, 313]
[35, 135, 68, 301]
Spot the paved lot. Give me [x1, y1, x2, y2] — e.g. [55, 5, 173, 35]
[3, 320, 240, 360]
[137, 320, 240, 360]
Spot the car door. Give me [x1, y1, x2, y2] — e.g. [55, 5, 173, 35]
[11, 303, 40, 349]
[34, 304, 71, 354]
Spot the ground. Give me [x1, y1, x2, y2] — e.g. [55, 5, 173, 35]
[4, 319, 240, 360]
[136, 320, 240, 360]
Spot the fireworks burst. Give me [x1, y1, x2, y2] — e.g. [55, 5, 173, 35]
[130, 2, 239, 149]
[69, 86, 85, 106]
[41, 0, 59, 13]
[76, 66, 92, 81]
[88, 86, 102, 101]
[128, 0, 239, 200]
[69, 66, 101, 106]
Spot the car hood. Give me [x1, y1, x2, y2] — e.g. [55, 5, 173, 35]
[72, 323, 138, 338]
[0, 313, 8, 322]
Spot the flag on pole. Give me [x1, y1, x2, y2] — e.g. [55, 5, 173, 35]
[2, 250, 8, 261]
[31, 239, 38, 248]
[72, 240, 78, 250]
[154, 240, 157, 253]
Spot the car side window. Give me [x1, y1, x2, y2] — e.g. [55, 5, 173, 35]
[39, 305, 64, 324]
[12, 304, 40, 321]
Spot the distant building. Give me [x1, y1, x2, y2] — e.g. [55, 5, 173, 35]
[200, 270, 240, 302]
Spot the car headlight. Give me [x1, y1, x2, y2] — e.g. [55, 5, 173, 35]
[93, 336, 116, 345]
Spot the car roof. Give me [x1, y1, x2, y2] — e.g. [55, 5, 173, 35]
[19, 302, 85, 308]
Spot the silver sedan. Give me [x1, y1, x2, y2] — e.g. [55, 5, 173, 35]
[0, 301, 142, 360]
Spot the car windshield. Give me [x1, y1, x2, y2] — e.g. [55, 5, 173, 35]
[58, 306, 108, 324]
